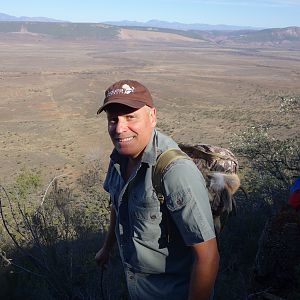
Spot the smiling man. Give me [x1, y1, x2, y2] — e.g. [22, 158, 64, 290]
[95, 79, 219, 300]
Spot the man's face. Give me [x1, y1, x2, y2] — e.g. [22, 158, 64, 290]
[106, 104, 157, 159]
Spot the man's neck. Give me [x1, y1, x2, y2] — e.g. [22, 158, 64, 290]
[125, 157, 141, 182]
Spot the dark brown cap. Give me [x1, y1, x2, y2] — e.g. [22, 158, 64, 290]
[97, 79, 154, 114]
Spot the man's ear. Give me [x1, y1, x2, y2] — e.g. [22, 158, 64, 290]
[149, 107, 157, 128]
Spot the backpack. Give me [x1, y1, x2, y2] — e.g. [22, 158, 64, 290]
[152, 143, 241, 238]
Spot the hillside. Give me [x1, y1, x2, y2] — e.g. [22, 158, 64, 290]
[191, 26, 300, 46]
[0, 22, 119, 40]
[0, 21, 300, 48]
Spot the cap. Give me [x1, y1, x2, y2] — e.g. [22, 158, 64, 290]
[97, 79, 153, 114]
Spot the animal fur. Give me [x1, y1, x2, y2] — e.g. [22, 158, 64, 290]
[207, 172, 240, 236]
[209, 172, 240, 195]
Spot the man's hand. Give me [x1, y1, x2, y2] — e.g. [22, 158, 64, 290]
[95, 246, 110, 268]
[95, 207, 117, 268]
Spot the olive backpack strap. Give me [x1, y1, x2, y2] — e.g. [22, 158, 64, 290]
[152, 148, 191, 204]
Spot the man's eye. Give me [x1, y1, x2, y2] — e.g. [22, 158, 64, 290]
[126, 115, 135, 120]
[108, 118, 117, 124]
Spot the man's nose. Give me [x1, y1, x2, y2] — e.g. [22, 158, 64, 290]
[115, 119, 128, 133]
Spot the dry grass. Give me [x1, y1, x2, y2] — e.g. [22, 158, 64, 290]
[0, 35, 299, 186]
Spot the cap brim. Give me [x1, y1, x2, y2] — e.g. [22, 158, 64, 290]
[97, 98, 147, 114]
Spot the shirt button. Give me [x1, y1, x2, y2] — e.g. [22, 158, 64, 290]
[150, 214, 157, 220]
[176, 199, 183, 205]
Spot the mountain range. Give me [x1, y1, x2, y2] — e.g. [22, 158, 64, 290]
[1, 12, 260, 31]
[0, 12, 300, 48]
[0, 12, 64, 23]
[102, 19, 261, 31]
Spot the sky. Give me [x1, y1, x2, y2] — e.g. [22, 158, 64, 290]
[1, 0, 300, 28]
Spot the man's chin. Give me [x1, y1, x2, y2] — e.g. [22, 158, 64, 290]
[116, 147, 136, 157]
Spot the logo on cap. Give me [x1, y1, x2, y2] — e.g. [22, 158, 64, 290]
[106, 84, 135, 98]
[122, 84, 135, 94]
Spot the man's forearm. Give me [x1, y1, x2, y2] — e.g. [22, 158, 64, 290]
[188, 239, 220, 300]
[189, 258, 219, 299]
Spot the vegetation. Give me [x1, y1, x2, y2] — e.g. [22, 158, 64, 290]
[215, 95, 300, 299]
[0, 162, 110, 299]
[14, 167, 42, 200]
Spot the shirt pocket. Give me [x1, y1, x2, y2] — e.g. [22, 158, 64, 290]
[132, 205, 163, 241]
[166, 188, 191, 212]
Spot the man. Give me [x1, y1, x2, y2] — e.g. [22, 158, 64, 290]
[95, 79, 219, 300]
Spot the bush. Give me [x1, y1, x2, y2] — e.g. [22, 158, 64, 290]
[14, 167, 42, 200]
[231, 124, 299, 208]
[0, 166, 110, 299]
[215, 96, 299, 299]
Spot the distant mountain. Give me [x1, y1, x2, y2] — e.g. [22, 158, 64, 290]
[0, 20, 299, 49]
[0, 12, 64, 22]
[103, 19, 262, 31]
[193, 26, 300, 44]
[0, 13, 266, 30]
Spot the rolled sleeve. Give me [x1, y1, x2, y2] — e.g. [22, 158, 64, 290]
[162, 159, 215, 245]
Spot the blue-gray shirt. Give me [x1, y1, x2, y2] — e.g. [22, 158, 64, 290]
[103, 129, 215, 300]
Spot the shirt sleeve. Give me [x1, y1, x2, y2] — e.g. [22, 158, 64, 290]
[162, 159, 216, 245]
[103, 160, 116, 209]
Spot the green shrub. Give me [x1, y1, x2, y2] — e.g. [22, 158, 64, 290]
[14, 167, 42, 200]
